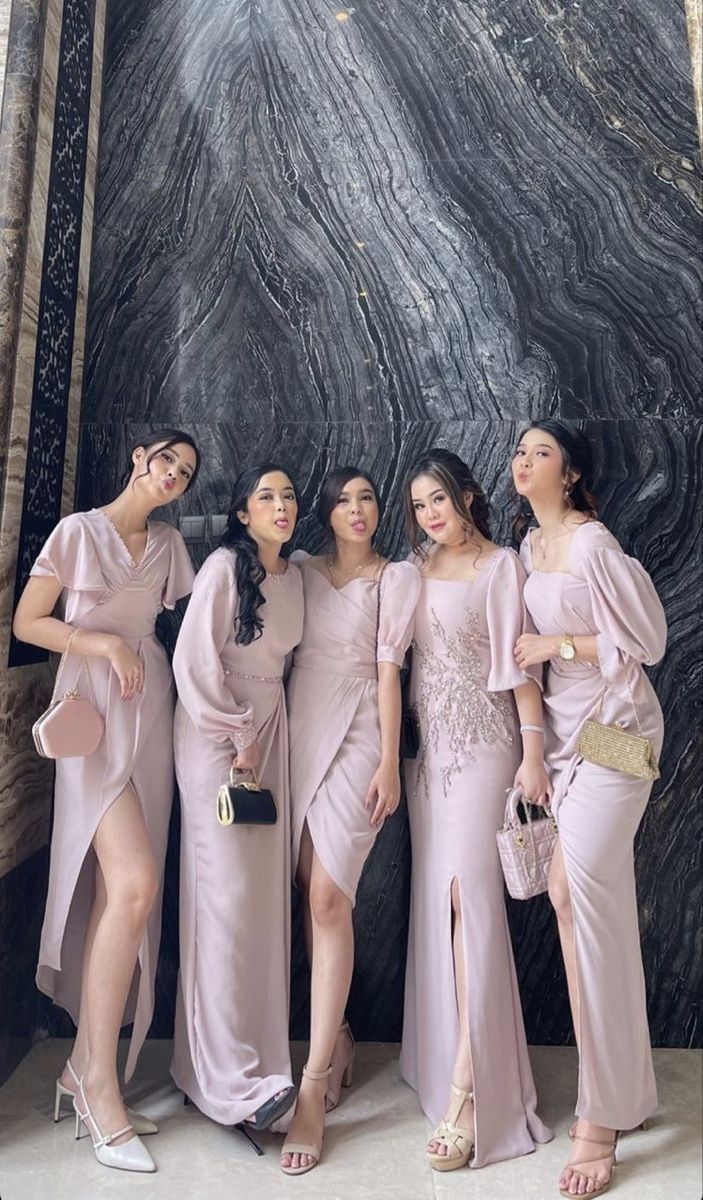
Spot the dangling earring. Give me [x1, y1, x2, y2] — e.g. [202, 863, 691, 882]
[563, 478, 574, 508]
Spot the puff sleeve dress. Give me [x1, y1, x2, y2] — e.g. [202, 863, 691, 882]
[170, 548, 304, 1124]
[29, 508, 194, 1080]
[286, 555, 420, 904]
[399, 548, 552, 1168]
[521, 520, 666, 1130]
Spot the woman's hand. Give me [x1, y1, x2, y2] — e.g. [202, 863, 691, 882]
[232, 740, 261, 772]
[514, 633, 560, 670]
[107, 637, 144, 700]
[514, 757, 552, 807]
[365, 760, 401, 827]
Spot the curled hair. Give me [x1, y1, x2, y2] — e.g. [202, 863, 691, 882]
[403, 448, 492, 557]
[317, 466, 383, 540]
[511, 419, 599, 543]
[121, 429, 201, 492]
[221, 462, 297, 646]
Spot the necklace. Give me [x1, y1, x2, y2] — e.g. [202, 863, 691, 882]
[533, 526, 575, 562]
[325, 551, 379, 584]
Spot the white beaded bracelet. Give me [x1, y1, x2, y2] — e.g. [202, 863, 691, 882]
[520, 724, 544, 734]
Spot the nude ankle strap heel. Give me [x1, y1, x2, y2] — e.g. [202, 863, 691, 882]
[560, 1132, 619, 1199]
[325, 1022, 355, 1112]
[280, 1065, 332, 1176]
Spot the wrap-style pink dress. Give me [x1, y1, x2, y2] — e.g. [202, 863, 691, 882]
[29, 509, 195, 1079]
[287, 553, 420, 903]
[400, 547, 552, 1168]
[170, 547, 304, 1124]
[521, 519, 666, 1130]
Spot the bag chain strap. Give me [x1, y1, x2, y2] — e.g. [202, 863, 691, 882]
[51, 628, 97, 706]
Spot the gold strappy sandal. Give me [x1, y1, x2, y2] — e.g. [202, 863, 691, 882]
[280, 1065, 331, 1177]
[426, 1084, 474, 1173]
[559, 1131, 619, 1198]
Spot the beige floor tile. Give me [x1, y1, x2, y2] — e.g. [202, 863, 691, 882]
[0, 1040, 700, 1200]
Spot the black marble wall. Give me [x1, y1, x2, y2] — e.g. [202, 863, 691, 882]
[73, 2, 701, 1048]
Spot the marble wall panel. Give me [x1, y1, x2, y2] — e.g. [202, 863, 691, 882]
[85, 0, 700, 429]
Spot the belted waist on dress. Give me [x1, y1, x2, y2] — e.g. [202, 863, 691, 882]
[292, 651, 377, 681]
[549, 658, 600, 680]
[224, 668, 283, 684]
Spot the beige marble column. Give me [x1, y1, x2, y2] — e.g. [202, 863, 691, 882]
[685, 0, 702, 146]
[0, 0, 107, 879]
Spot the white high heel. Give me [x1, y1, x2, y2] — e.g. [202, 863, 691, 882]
[54, 1058, 158, 1136]
[73, 1078, 156, 1173]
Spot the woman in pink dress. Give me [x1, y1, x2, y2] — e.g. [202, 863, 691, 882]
[280, 467, 420, 1176]
[512, 420, 667, 1199]
[12, 430, 199, 1173]
[171, 463, 304, 1139]
[400, 448, 552, 1173]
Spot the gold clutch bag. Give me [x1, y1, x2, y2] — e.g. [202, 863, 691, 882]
[578, 719, 660, 781]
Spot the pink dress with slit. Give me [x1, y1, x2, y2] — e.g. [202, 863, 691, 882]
[399, 548, 552, 1168]
[170, 548, 304, 1124]
[521, 520, 666, 1130]
[29, 508, 195, 1080]
[287, 553, 420, 903]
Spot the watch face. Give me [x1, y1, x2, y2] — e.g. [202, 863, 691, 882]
[560, 640, 576, 660]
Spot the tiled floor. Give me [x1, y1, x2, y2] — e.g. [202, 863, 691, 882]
[0, 1040, 700, 1200]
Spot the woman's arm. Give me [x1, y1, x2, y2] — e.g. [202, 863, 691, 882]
[13, 575, 145, 699]
[514, 633, 598, 669]
[512, 679, 551, 805]
[364, 661, 402, 827]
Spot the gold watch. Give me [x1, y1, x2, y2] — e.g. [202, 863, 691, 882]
[559, 634, 576, 661]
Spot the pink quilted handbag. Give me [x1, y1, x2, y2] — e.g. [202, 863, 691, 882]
[496, 786, 558, 901]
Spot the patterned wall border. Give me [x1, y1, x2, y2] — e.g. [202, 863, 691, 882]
[9, 0, 94, 667]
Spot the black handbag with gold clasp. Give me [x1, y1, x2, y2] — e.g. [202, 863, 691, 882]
[216, 767, 277, 826]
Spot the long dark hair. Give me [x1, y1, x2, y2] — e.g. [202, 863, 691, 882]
[403, 448, 492, 556]
[221, 462, 297, 646]
[512, 419, 598, 543]
[317, 466, 383, 539]
[121, 429, 201, 491]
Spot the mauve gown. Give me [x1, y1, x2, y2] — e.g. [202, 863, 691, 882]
[287, 553, 420, 903]
[521, 520, 666, 1130]
[400, 547, 552, 1168]
[29, 509, 195, 1080]
[170, 547, 304, 1124]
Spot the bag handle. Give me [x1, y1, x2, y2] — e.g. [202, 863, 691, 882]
[374, 559, 391, 655]
[51, 628, 96, 705]
[228, 765, 261, 791]
[504, 786, 554, 829]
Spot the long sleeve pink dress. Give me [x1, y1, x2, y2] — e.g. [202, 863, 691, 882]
[286, 553, 420, 903]
[170, 547, 304, 1124]
[400, 547, 552, 1168]
[29, 508, 195, 1080]
[521, 519, 667, 1130]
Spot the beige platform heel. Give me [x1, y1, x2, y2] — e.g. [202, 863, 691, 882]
[280, 1065, 332, 1176]
[426, 1083, 474, 1172]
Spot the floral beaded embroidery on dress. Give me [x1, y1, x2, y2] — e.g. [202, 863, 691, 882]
[414, 604, 514, 797]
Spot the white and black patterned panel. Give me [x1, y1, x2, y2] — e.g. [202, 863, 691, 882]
[9, 0, 95, 667]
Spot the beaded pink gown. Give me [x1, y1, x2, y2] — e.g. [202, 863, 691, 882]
[287, 552, 420, 902]
[400, 547, 552, 1168]
[170, 548, 304, 1124]
[521, 520, 667, 1130]
[29, 509, 195, 1079]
